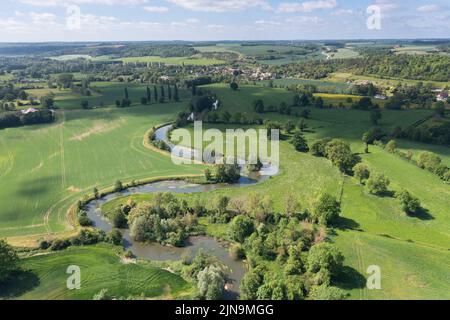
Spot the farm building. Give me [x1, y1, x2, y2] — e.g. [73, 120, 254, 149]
[437, 92, 449, 102]
[20, 108, 38, 115]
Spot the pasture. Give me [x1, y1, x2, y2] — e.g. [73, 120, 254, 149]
[0, 244, 192, 300]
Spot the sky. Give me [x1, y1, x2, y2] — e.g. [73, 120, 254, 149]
[0, 0, 449, 42]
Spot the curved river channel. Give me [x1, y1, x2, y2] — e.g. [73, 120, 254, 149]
[86, 124, 278, 299]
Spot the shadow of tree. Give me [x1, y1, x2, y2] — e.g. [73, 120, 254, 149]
[334, 266, 367, 290]
[0, 270, 40, 298]
[334, 216, 362, 231]
[408, 207, 434, 221]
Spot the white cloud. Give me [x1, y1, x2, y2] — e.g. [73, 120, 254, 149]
[255, 20, 281, 26]
[331, 8, 354, 16]
[186, 18, 200, 24]
[19, 0, 148, 7]
[0, 18, 26, 30]
[277, 0, 337, 13]
[373, 0, 399, 13]
[30, 12, 57, 24]
[417, 5, 440, 13]
[165, 0, 271, 12]
[143, 6, 169, 13]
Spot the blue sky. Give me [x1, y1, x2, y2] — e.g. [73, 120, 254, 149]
[1, 0, 449, 41]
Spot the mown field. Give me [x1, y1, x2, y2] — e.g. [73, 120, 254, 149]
[0, 100, 203, 241]
[0, 244, 192, 300]
[107, 83, 450, 299]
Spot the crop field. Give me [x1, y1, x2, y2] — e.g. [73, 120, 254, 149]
[0, 101, 203, 242]
[0, 244, 192, 300]
[108, 84, 449, 299]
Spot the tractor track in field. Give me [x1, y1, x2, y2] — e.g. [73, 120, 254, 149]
[354, 235, 368, 300]
[59, 110, 67, 189]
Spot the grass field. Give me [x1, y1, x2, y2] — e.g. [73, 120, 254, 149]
[259, 78, 350, 93]
[114, 55, 226, 66]
[327, 48, 360, 60]
[25, 82, 190, 110]
[328, 72, 450, 89]
[0, 244, 192, 300]
[0, 101, 203, 241]
[203, 83, 385, 110]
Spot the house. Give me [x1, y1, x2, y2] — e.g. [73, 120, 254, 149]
[374, 94, 387, 100]
[213, 100, 219, 110]
[21, 108, 38, 115]
[437, 92, 449, 102]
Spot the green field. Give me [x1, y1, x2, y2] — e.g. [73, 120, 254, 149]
[0, 244, 192, 300]
[25, 82, 190, 110]
[114, 55, 226, 66]
[0, 102, 203, 241]
[328, 72, 450, 89]
[259, 78, 350, 93]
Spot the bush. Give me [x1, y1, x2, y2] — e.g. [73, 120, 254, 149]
[0, 239, 19, 283]
[114, 180, 124, 192]
[324, 139, 355, 173]
[385, 140, 397, 153]
[111, 210, 127, 228]
[214, 164, 241, 184]
[229, 243, 245, 260]
[50, 239, 71, 251]
[240, 270, 263, 300]
[197, 265, 225, 300]
[312, 194, 341, 226]
[93, 289, 112, 300]
[309, 285, 347, 300]
[311, 138, 332, 157]
[306, 243, 344, 276]
[291, 132, 309, 152]
[353, 163, 371, 184]
[396, 189, 421, 214]
[78, 210, 92, 227]
[229, 215, 254, 243]
[107, 229, 123, 245]
[417, 152, 441, 172]
[366, 174, 390, 195]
